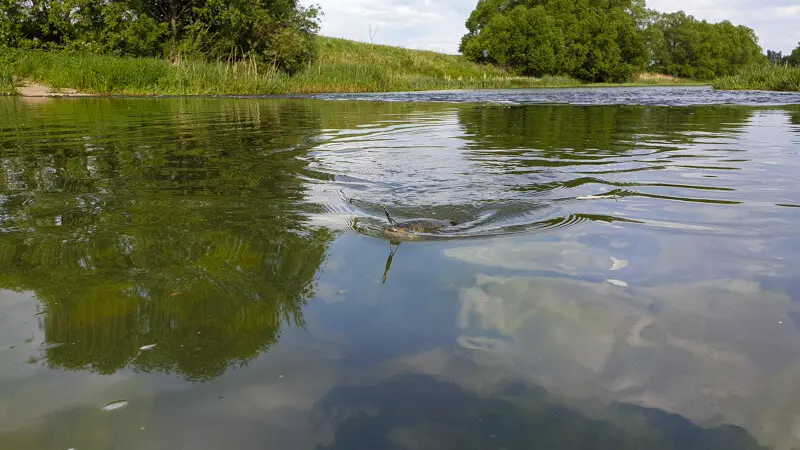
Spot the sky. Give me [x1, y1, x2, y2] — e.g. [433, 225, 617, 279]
[305, 0, 800, 55]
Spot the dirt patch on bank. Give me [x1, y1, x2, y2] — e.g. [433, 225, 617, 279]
[635, 73, 678, 82]
[15, 79, 93, 97]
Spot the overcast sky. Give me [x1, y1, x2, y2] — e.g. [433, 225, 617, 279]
[306, 0, 800, 55]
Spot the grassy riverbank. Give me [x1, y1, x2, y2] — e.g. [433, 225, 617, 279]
[712, 65, 800, 91]
[1, 37, 580, 96]
[0, 37, 706, 96]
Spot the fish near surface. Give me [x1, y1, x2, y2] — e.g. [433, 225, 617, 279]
[381, 206, 457, 240]
[384, 218, 457, 240]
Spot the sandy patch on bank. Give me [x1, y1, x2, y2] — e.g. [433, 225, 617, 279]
[15, 79, 93, 97]
[635, 72, 679, 82]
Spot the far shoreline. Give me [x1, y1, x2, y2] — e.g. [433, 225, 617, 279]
[2, 38, 797, 97]
[8, 78, 712, 99]
[1, 41, 708, 98]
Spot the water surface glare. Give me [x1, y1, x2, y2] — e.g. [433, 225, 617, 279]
[1, 88, 800, 450]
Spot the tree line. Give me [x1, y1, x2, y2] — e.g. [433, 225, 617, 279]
[766, 46, 800, 67]
[459, 0, 783, 82]
[0, 0, 321, 73]
[2, 0, 798, 83]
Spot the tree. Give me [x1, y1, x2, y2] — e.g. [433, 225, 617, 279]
[460, 0, 767, 81]
[461, 5, 563, 77]
[460, 0, 647, 82]
[786, 43, 800, 66]
[644, 11, 764, 79]
[766, 49, 783, 64]
[0, 0, 24, 47]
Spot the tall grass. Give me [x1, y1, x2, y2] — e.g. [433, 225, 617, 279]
[713, 64, 800, 91]
[9, 49, 285, 95]
[0, 69, 14, 95]
[0, 49, 17, 95]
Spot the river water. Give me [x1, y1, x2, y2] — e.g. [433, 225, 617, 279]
[1, 87, 799, 450]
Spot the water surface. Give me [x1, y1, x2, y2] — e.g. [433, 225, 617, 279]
[1, 87, 800, 450]
[307, 85, 800, 106]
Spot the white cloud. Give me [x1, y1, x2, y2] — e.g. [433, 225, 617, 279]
[776, 4, 800, 15]
[305, 0, 800, 54]
[306, 0, 472, 53]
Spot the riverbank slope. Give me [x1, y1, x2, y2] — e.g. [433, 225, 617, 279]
[1, 37, 703, 96]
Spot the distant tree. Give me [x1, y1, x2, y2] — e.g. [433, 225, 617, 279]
[460, 1, 767, 81]
[459, 0, 647, 83]
[766, 50, 783, 64]
[786, 43, 800, 66]
[645, 11, 764, 79]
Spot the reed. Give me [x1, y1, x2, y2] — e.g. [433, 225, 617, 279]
[0, 50, 17, 95]
[713, 64, 800, 92]
[0, 70, 14, 95]
[8, 49, 282, 95]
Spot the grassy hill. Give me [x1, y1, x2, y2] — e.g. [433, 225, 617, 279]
[1, 36, 699, 96]
[292, 37, 580, 92]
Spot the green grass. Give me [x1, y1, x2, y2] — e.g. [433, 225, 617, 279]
[0, 69, 14, 95]
[0, 51, 16, 95]
[289, 37, 582, 92]
[1, 37, 703, 96]
[7, 47, 284, 95]
[713, 64, 800, 91]
[1, 38, 580, 95]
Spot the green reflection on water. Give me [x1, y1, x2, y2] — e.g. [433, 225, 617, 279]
[0, 98, 338, 381]
[457, 104, 755, 154]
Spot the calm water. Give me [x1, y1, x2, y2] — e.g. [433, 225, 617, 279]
[1, 87, 799, 450]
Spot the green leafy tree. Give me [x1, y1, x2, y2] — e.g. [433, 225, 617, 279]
[645, 11, 764, 79]
[460, 0, 647, 82]
[461, 0, 766, 81]
[786, 43, 800, 66]
[178, 0, 321, 73]
[461, 5, 563, 77]
[0, 0, 24, 47]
